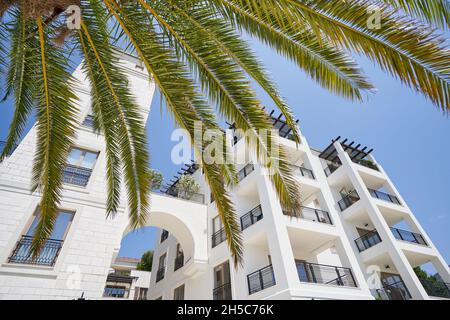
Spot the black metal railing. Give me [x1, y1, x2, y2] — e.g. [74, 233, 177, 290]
[174, 254, 184, 271]
[324, 161, 341, 177]
[237, 163, 254, 182]
[338, 190, 360, 212]
[283, 206, 332, 225]
[419, 278, 450, 299]
[63, 164, 93, 187]
[212, 228, 227, 248]
[156, 267, 165, 282]
[103, 286, 129, 298]
[368, 189, 401, 205]
[376, 280, 412, 300]
[296, 261, 357, 287]
[213, 283, 232, 300]
[291, 165, 315, 180]
[247, 265, 276, 295]
[240, 205, 263, 230]
[106, 273, 136, 285]
[8, 235, 63, 266]
[354, 230, 382, 252]
[82, 115, 95, 128]
[390, 227, 427, 246]
[354, 159, 379, 171]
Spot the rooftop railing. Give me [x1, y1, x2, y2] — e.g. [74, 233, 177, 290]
[390, 227, 427, 246]
[237, 163, 254, 182]
[212, 227, 227, 248]
[354, 230, 382, 252]
[296, 261, 357, 287]
[247, 265, 276, 295]
[376, 279, 411, 300]
[419, 278, 450, 299]
[338, 190, 360, 212]
[213, 283, 232, 300]
[240, 205, 263, 230]
[368, 189, 401, 205]
[8, 235, 63, 266]
[63, 164, 93, 187]
[283, 206, 332, 225]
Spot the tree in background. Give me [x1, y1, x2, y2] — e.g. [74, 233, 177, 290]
[175, 174, 200, 200]
[136, 250, 153, 272]
[149, 169, 164, 191]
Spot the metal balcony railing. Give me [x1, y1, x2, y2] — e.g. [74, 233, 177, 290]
[240, 205, 263, 230]
[237, 163, 254, 182]
[419, 278, 450, 299]
[376, 280, 412, 300]
[156, 267, 165, 282]
[8, 235, 63, 266]
[296, 261, 357, 287]
[283, 206, 332, 225]
[174, 254, 184, 271]
[212, 228, 227, 248]
[291, 165, 315, 180]
[368, 189, 401, 205]
[338, 190, 360, 212]
[390, 227, 427, 246]
[354, 230, 382, 252]
[324, 161, 341, 177]
[213, 283, 232, 300]
[63, 164, 93, 187]
[247, 265, 276, 295]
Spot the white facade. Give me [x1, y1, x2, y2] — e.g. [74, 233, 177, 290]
[0, 54, 449, 300]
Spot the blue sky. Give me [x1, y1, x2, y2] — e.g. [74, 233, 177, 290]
[1, 37, 449, 264]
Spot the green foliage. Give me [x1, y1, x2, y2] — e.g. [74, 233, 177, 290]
[175, 174, 200, 200]
[136, 250, 154, 271]
[149, 169, 164, 191]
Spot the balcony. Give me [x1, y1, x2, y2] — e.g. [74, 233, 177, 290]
[237, 163, 254, 182]
[338, 190, 360, 212]
[283, 206, 332, 225]
[368, 189, 401, 205]
[296, 261, 357, 287]
[291, 165, 315, 180]
[106, 272, 135, 285]
[354, 159, 379, 171]
[247, 265, 276, 295]
[240, 205, 263, 230]
[390, 227, 427, 246]
[419, 278, 450, 299]
[63, 164, 93, 187]
[174, 254, 184, 272]
[212, 227, 227, 248]
[354, 230, 382, 252]
[156, 267, 165, 283]
[376, 279, 411, 300]
[8, 235, 63, 266]
[213, 283, 232, 300]
[324, 161, 341, 177]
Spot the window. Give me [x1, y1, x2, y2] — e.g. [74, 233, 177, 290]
[174, 243, 184, 271]
[8, 210, 74, 266]
[212, 216, 223, 234]
[212, 216, 226, 248]
[63, 147, 99, 187]
[82, 114, 95, 128]
[213, 261, 232, 300]
[160, 229, 169, 243]
[173, 284, 185, 300]
[103, 285, 129, 298]
[156, 253, 166, 282]
[134, 287, 148, 300]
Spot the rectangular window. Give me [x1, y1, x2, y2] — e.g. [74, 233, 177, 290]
[174, 243, 184, 271]
[81, 114, 95, 128]
[160, 229, 169, 243]
[64, 147, 99, 187]
[156, 253, 166, 282]
[213, 261, 232, 300]
[103, 285, 129, 298]
[173, 284, 185, 300]
[8, 210, 74, 266]
[212, 216, 223, 234]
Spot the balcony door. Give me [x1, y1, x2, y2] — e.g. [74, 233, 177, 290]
[64, 147, 99, 187]
[213, 261, 232, 300]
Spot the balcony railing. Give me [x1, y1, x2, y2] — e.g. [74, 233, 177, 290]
[368, 189, 401, 205]
[296, 261, 357, 287]
[237, 163, 254, 182]
[240, 205, 263, 230]
[283, 206, 332, 225]
[8, 235, 63, 266]
[354, 230, 382, 252]
[354, 159, 379, 171]
[213, 283, 232, 300]
[324, 161, 341, 177]
[376, 280, 412, 300]
[419, 278, 450, 299]
[291, 165, 315, 180]
[103, 286, 130, 298]
[212, 228, 227, 248]
[247, 265, 276, 295]
[156, 267, 165, 282]
[338, 190, 360, 212]
[174, 254, 184, 271]
[63, 164, 93, 187]
[390, 227, 427, 246]
[106, 272, 136, 284]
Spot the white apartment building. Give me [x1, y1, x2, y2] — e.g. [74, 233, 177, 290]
[0, 54, 449, 300]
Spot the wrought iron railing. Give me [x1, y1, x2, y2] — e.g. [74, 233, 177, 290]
[296, 261, 357, 287]
[419, 278, 450, 299]
[247, 265, 276, 295]
[174, 254, 184, 271]
[291, 165, 315, 180]
[368, 189, 401, 205]
[156, 267, 165, 282]
[240, 205, 263, 230]
[390, 227, 427, 246]
[63, 164, 93, 187]
[338, 190, 360, 212]
[237, 163, 254, 182]
[283, 206, 332, 225]
[213, 283, 232, 300]
[212, 227, 227, 248]
[354, 230, 382, 252]
[376, 280, 412, 300]
[8, 235, 63, 266]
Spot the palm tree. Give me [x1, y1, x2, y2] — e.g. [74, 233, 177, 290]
[0, 0, 448, 266]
